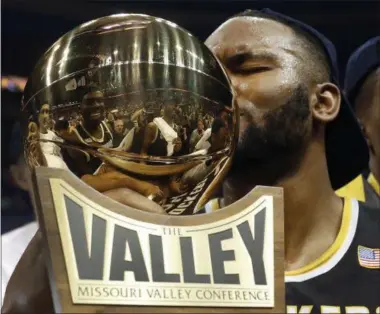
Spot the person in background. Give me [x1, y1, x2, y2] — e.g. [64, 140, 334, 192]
[106, 111, 115, 123]
[122, 113, 134, 131]
[112, 118, 125, 147]
[176, 125, 190, 155]
[38, 103, 68, 170]
[194, 109, 229, 151]
[180, 118, 229, 188]
[336, 37, 380, 208]
[169, 118, 228, 195]
[190, 119, 205, 152]
[141, 101, 182, 157]
[1, 123, 38, 302]
[119, 108, 150, 153]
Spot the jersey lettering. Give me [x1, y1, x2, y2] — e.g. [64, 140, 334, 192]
[287, 306, 375, 313]
[345, 306, 369, 313]
[321, 306, 341, 313]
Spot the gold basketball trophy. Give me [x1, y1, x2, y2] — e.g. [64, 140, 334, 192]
[21, 14, 285, 313]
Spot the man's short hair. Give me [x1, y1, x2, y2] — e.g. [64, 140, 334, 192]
[232, 10, 331, 83]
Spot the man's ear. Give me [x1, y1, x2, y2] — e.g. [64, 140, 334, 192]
[311, 83, 341, 123]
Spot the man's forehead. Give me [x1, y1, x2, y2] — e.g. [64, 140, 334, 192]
[206, 16, 296, 57]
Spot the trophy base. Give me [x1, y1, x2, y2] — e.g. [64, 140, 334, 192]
[32, 167, 285, 313]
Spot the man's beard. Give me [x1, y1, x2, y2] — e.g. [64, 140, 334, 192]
[230, 85, 312, 185]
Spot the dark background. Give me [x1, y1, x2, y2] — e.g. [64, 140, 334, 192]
[3, 0, 380, 77]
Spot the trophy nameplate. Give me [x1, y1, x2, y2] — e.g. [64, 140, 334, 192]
[32, 167, 285, 313]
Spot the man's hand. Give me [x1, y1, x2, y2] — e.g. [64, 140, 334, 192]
[141, 183, 164, 202]
[2, 186, 166, 313]
[2, 230, 54, 314]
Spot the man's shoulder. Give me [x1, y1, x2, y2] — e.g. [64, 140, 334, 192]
[336, 173, 380, 208]
[336, 174, 366, 201]
[286, 199, 380, 312]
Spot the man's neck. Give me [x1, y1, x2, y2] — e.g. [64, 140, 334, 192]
[223, 141, 343, 271]
[83, 120, 101, 133]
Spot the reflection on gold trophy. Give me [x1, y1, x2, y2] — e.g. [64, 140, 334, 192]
[22, 14, 237, 214]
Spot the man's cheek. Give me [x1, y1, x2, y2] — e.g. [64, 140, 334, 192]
[246, 72, 296, 110]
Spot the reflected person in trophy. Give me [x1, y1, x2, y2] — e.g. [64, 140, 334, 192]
[59, 89, 113, 175]
[69, 90, 113, 150]
[112, 119, 125, 147]
[190, 119, 205, 152]
[118, 107, 151, 153]
[173, 117, 229, 192]
[37, 104, 69, 170]
[60, 90, 165, 208]
[142, 101, 182, 157]
[26, 121, 46, 168]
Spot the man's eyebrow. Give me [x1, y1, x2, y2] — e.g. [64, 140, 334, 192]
[282, 47, 300, 58]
